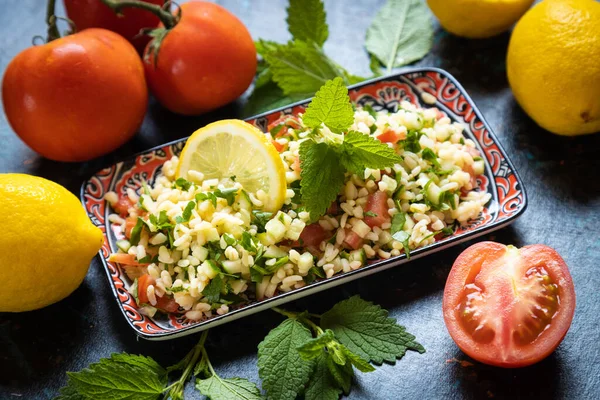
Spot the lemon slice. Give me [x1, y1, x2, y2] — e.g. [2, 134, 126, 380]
[177, 119, 286, 212]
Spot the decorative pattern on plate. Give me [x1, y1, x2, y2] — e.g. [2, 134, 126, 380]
[81, 68, 526, 340]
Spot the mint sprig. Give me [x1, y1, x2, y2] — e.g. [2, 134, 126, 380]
[257, 318, 314, 400]
[298, 78, 402, 221]
[56, 297, 423, 400]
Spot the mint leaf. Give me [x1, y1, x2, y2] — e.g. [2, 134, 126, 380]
[260, 40, 343, 96]
[296, 329, 336, 360]
[244, 80, 309, 117]
[287, 0, 328, 47]
[304, 352, 342, 400]
[258, 318, 314, 400]
[326, 355, 353, 394]
[195, 376, 262, 400]
[365, 0, 433, 73]
[66, 354, 167, 400]
[54, 384, 86, 400]
[339, 130, 402, 174]
[340, 346, 375, 373]
[392, 230, 411, 259]
[321, 296, 425, 364]
[299, 141, 345, 221]
[202, 274, 224, 303]
[302, 77, 354, 133]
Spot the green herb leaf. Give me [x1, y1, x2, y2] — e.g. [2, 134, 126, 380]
[215, 188, 238, 206]
[258, 318, 315, 400]
[304, 352, 343, 400]
[296, 329, 336, 360]
[390, 212, 406, 235]
[252, 210, 274, 233]
[421, 148, 441, 169]
[321, 296, 425, 364]
[400, 129, 422, 153]
[239, 231, 257, 253]
[302, 77, 354, 133]
[365, 0, 433, 73]
[364, 211, 378, 217]
[54, 383, 86, 400]
[244, 80, 310, 117]
[195, 376, 262, 400]
[174, 177, 193, 191]
[339, 130, 402, 174]
[196, 192, 218, 208]
[286, 0, 328, 47]
[129, 218, 145, 246]
[202, 275, 224, 303]
[340, 346, 375, 373]
[260, 40, 344, 96]
[176, 201, 196, 224]
[66, 354, 167, 400]
[326, 355, 353, 394]
[299, 141, 345, 221]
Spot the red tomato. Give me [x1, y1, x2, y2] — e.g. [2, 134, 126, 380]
[124, 217, 137, 239]
[143, 2, 257, 115]
[431, 107, 446, 120]
[137, 274, 154, 305]
[114, 197, 134, 217]
[2, 28, 147, 162]
[155, 295, 180, 313]
[327, 202, 340, 215]
[268, 115, 302, 137]
[299, 223, 330, 248]
[64, 0, 163, 54]
[443, 242, 575, 368]
[364, 191, 391, 228]
[137, 274, 180, 312]
[376, 129, 404, 143]
[271, 140, 286, 153]
[343, 229, 364, 250]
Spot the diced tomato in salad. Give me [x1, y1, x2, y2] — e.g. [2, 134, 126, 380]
[292, 156, 301, 173]
[343, 229, 363, 250]
[299, 223, 330, 248]
[124, 216, 137, 238]
[137, 274, 180, 313]
[267, 115, 302, 137]
[109, 253, 149, 266]
[376, 129, 404, 144]
[271, 140, 286, 153]
[113, 196, 134, 217]
[364, 191, 391, 228]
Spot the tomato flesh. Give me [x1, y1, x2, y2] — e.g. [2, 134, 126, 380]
[443, 242, 575, 368]
[299, 223, 330, 248]
[137, 274, 180, 313]
[343, 229, 364, 250]
[364, 191, 391, 228]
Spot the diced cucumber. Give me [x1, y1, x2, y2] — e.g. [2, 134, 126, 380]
[222, 260, 243, 274]
[116, 240, 131, 252]
[425, 180, 442, 205]
[199, 260, 220, 279]
[348, 249, 367, 264]
[264, 245, 288, 259]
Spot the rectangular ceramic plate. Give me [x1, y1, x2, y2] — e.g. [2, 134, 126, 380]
[81, 67, 527, 340]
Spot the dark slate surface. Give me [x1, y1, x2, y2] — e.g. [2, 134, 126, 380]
[1, 1, 599, 399]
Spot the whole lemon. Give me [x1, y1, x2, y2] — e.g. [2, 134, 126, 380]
[507, 0, 600, 136]
[0, 174, 103, 312]
[427, 0, 535, 38]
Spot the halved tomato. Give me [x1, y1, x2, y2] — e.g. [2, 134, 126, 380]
[443, 242, 575, 368]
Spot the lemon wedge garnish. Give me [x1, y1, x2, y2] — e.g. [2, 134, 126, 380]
[176, 119, 287, 213]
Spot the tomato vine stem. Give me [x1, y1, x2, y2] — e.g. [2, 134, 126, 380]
[100, 0, 179, 29]
[46, 0, 60, 42]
